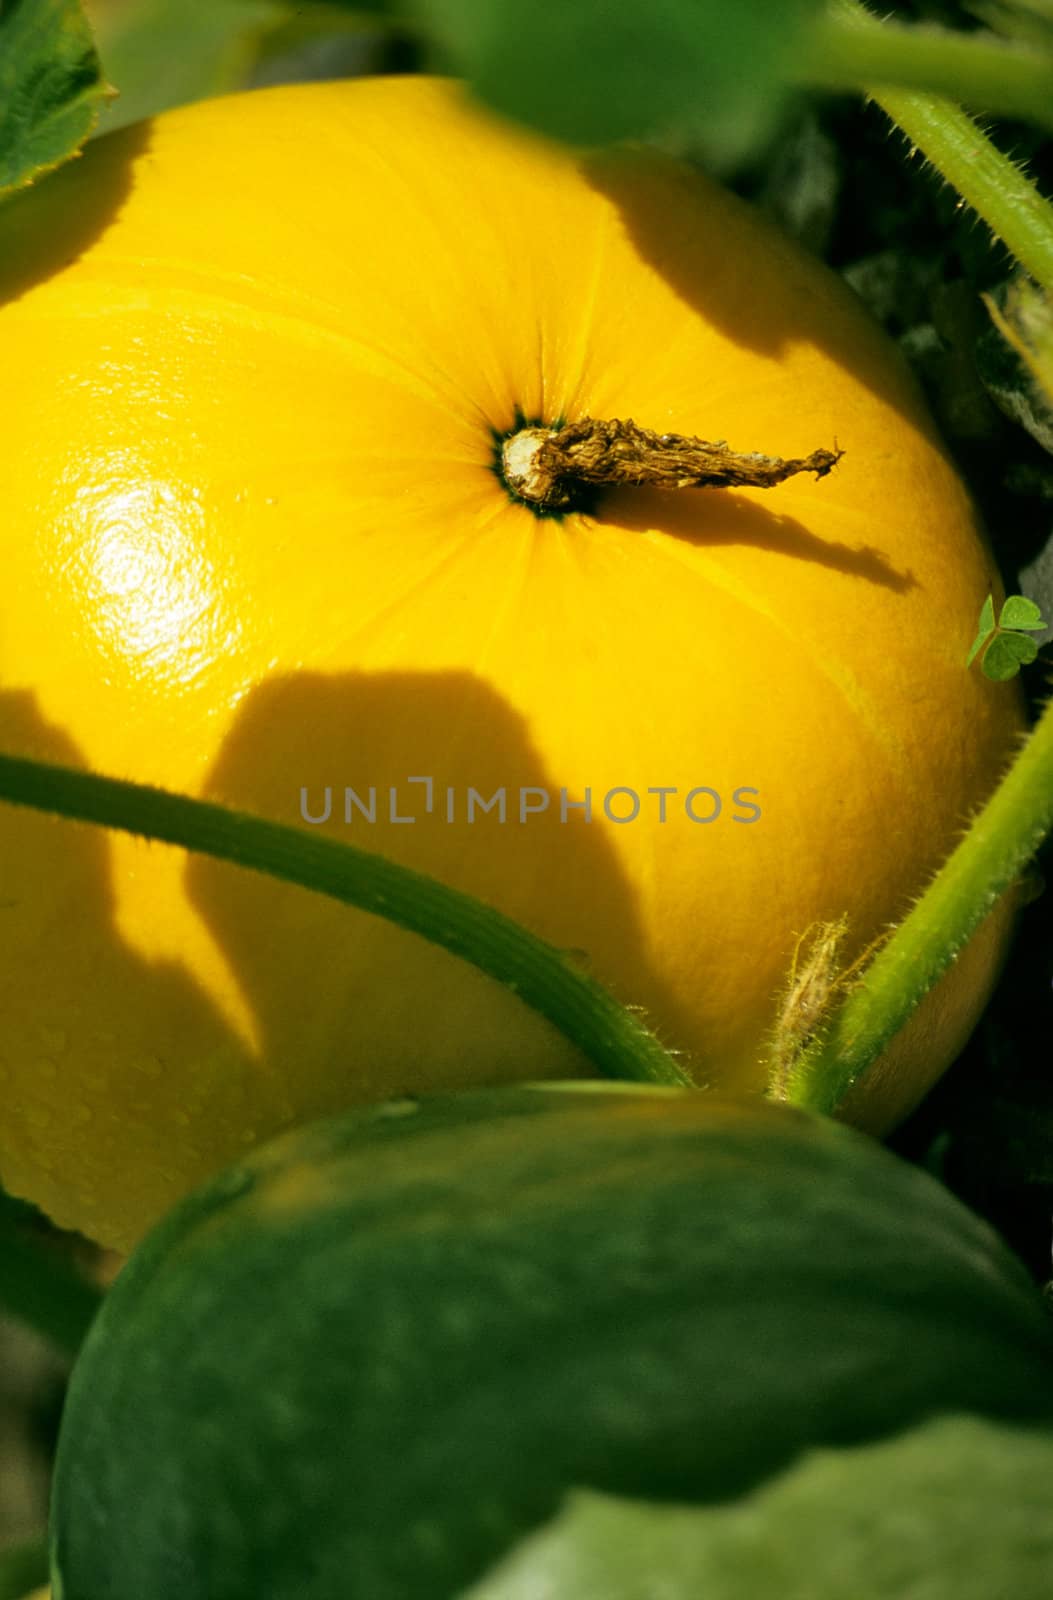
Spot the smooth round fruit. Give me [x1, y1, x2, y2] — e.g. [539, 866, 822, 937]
[0, 77, 1025, 1249]
[49, 1087, 1053, 1599]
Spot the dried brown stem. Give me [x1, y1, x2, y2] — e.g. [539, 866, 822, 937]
[501, 417, 844, 511]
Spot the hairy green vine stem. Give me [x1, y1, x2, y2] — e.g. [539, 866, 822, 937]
[803, 0, 1053, 136]
[0, 754, 691, 1092]
[783, 687, 1053, 1116]
[812, 0, 1053, 295]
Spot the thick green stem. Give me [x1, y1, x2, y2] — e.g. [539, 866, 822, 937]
[0, 754, 691, 1090]
[784, 690, 1053, 1116]
[868, 92, 1053, 298]
[802, 3, 1053, 134]
[807, 0, 1053, 295]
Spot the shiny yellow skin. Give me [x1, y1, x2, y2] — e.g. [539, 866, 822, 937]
[0, 77, 1025, 1251]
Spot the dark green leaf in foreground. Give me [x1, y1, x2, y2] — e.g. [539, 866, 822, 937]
[51, 1086, 1053, 1600]
[467, 1413, 1053, 1600]
[401, 0, 823, 156]
[0, 0, 109, 196]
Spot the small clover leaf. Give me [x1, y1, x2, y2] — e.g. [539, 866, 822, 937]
[982, 631, 1040, 681]
[968, 593, 1048, 680]
[966, 594, 996, 667]
[998, 594, 1046, 632]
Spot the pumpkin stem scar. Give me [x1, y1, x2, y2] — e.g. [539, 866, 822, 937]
[499, 416, 845, 514]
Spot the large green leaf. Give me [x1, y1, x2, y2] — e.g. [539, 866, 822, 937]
[402, 0, 823, 154]
[51, 1085, 1053, 1599]
[468, 1413, 1053, 1599]
[0, 0, 109, 196]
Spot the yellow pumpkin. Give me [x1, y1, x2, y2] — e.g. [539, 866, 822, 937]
[0, 76, 1024, 1250]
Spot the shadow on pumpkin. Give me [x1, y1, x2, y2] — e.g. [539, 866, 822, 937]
[0, 687, 259, 1248]
[585, 150, 940, 436]
[0, 121, 152, 310]
[0, 666, 693, 1242]
[596, 482, 918, 592]
[184, 665, 697, 1116]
